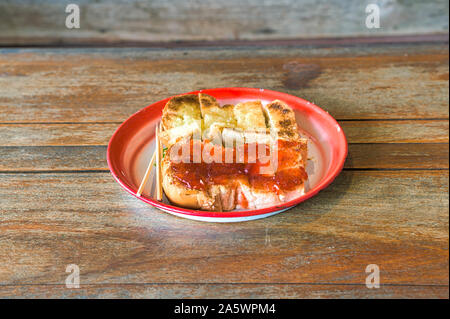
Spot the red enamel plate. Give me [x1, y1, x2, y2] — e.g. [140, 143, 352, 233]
[107, 88, 347, 222]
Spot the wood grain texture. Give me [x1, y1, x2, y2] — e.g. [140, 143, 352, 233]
[0, 146, 106, 172]
[346, 144, 449, 170]
[339, 120, 449, 144]
[0, 171, 447, 287]
[0, 45, 448, 123]
[0, 284, 447, 299]
[0, 0, 448, 45]
[0, 42, 448, 299]
[0, 123, 118, 146]
[0, 144, 447, 172]
[0, 120, 448, 147]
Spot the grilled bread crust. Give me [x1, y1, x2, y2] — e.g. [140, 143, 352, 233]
[264, 99, 307, 172]
[159, 94, 202, 147]
[263, 100, 300, 141]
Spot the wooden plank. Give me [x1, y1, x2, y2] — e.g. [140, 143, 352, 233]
[340, 120, 449, 144]
[346, 144, 449, 170]
[0, 146, 106, 172]
[0, 45, 448, 123]
[0, 284, 447, 299]
[0, 1, 447, 45]
[0, 120, 448, 147]
[0, 171, 447, 286]
[0, 144, 447, 172]
[0, 123, 117, 146]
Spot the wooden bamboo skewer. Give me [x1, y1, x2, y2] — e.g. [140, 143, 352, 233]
[135, 122, 164, 201]
[136, 148, 156, 197]
[136, 121, 162, 198]
[155, 122, 163, 201]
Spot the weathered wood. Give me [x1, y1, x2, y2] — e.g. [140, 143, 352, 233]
[0, 45, 448, 123]
[340, 120, 449, 144]
[0, 284, 447, 299]
[0, 144, 447, 172]
[0, 41, 448, 299]
[0, 123, 118, 146]
[0, 146, 107, 172]
[0, 0, 448, 45]
[0, 120, 448, 147]
[346, 144, 449, 170]
[0, 171, 447, 286]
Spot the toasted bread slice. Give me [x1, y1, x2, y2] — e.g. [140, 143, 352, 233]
[161, 138, 244, 211]
[199, 93, 236, 136]
[263, 99, 306, 172]
[263, 100, 300, 141]
[161, 153, 223, 211]
[159, 95, 308, 212]
[160, 94, 202, 147]
[233, 101, 267, 132]
[222, 100, 269, 147]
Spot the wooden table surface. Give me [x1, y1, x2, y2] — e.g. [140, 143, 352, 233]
[0, 39, 448, 298]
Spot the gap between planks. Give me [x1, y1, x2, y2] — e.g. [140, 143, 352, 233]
[0, 282, 447, 287]
[0, 34, 448, 48]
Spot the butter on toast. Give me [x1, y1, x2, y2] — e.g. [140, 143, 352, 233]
[160, 94, 202, 147]
[233, 101, 267, 132]
[220, 100, 270, 146]
[199, 93, 236, 137]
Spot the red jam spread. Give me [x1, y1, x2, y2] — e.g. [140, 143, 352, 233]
[169, 139, 307, 193]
